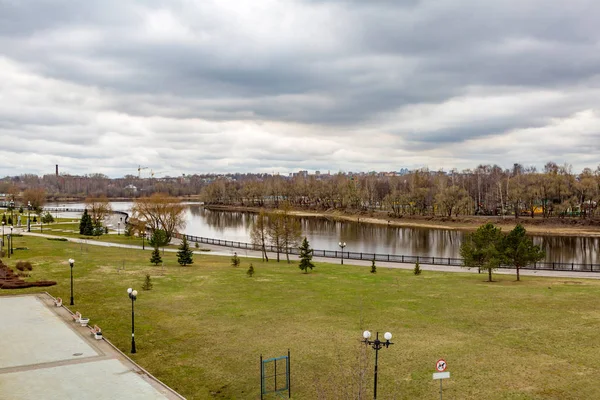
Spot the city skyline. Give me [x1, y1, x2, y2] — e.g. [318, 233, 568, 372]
[1, 1, 600, 178]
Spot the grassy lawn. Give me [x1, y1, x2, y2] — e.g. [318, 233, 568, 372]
[2, 235, 600, 399]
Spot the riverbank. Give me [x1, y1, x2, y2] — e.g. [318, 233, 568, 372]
[205, 205, 600, 237]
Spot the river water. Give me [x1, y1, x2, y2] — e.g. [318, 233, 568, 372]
[46, 202, 599, 264]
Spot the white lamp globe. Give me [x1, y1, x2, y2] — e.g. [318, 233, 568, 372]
[363, 330, 372, 339]
[127, 288, 133, 294]
[132, 290, 138, 296]
[384, 332, 392, 341]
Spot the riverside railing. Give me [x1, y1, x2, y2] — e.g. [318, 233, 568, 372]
[178, 233, 600, 273]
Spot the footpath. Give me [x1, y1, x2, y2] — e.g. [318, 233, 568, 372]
[20, 230, 600, 280]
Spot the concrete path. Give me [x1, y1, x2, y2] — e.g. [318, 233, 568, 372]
[18, 229, 600, 280]
[0, 294, 184, 400]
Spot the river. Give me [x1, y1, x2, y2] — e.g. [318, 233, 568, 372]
[46, 202, 599, 264]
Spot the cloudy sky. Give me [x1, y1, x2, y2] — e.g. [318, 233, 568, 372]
[1, 0, 599, 177]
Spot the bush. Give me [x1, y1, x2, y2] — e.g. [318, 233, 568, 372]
[47, 238, 68, 242]
[414, 261, 422, 275]
[247, 263, 255, 277]
[15, 261, 33, 271]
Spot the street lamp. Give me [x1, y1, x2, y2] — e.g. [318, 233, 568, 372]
[127, 288, 138, 353]
[338, 242, 347, 265]
[1, 221, 4, 249]
[362, 331, 394, 400]
[69, 258, 75, 305]
[27, 201, 31, 232]
[141, 230, 146, 250]
[10, 226, 13, 255]
[117, 221, 121, 235]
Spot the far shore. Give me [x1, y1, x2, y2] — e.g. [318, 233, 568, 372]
[204, 204, 600, 237]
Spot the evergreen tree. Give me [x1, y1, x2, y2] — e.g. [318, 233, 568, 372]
[1, 214, 6, 224]
[150, 245, 162, 265]
[142, 274, 153, 290]
[414, 261, 422, 275]
[149, 229, 169, 247]
[231, 252, 240, 267]
[247, 263, 255, 277]
[7, 216, 13, 225]
[460, 223, 504, 282]
[177, 236, 194, 266]
[298, 237, 315, 274]
[370, 259, 377, 274]
[79, 210, 94, 235]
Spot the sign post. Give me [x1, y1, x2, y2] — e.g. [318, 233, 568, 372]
[433, 359, 449, 400]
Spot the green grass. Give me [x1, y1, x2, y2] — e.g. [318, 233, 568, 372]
[2, 236, 600, 399]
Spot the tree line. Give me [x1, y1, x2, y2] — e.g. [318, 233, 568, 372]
[201, 162, 600, 218]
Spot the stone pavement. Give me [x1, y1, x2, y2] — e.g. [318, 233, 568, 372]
[0, 294, 185, 400]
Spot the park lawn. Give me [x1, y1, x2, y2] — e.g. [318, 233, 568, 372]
[2, 236, 600, 399]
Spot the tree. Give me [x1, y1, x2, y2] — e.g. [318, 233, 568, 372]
[247, 263, 255, 277]
[22, 188, 46, 211]
[413, 261, 422, 275]
[231, 252, 240, 267]
[370, 259, 376, 274]
[177, 236, 194, 266]
[85, 196, 113, 226]
[79, 209, 94, 236]
[281, 202, 302, 263]
[131, 193, 186, 244]
[150, 245, 162, 265]
[250, 210, 269, 262]
[460, 223, 504, 282]
[268, 212, 285, 262]
[142, 274, 153, 290]
[298, 237, 315, 273]
[504, 224, 545, 281]
[149, 229, 169, 247]
[41, 212, 54, 224]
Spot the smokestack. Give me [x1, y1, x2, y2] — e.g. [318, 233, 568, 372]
[56, 164, 58, 176]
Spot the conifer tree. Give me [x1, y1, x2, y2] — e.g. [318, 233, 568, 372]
[177, 236, 194, 266]
[79, 209, 94, 235]
[298, 237, 315, 274]
[247, 263, 255, 277]
[150, 245, 162, 265]
[370, 259, 376, 274]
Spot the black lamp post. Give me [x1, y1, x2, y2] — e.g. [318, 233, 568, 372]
[69, 258, 75, 305]
[117, 221, 121, 235]
[338, 242, 346, 265]
[141, 230, 146, 250]
[10, 226, 13, 255]
[27, 201, 31, 232]
[2, 221, 4, 249]
[362, 330, 394, 400]
[127, 288, 138, 353]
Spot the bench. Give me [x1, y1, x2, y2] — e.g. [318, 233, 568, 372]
[71, 311, 82, 322]
[54, 297, 62, 307]
[89, 325, 102, 340]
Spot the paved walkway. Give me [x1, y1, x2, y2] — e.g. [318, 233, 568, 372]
[0, 294, 184, 400]
[19, 230, 600, 280]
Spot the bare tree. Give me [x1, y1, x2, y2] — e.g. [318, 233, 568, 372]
[131, 193, 186, 243]
[250, 210, 269, 262]
[84, 196, 113, 226]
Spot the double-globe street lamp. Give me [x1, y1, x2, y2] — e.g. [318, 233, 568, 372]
[338, 242, 347, 264]
[69, 258, 75, 305]
[2, 221, 5, 249]
[362, 330, 394, 400]
[127, 288, 138, 354]
[27, 201, 31, 232]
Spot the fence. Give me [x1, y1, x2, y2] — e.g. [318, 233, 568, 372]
[178, 234, 600, 273]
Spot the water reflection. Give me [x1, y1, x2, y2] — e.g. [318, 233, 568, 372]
[47, 203, 598, 264]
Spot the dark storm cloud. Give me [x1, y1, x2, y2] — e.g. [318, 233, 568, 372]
[1, 0, 599, 176]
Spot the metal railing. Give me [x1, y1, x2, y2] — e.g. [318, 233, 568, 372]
[177, 234, 600, 273]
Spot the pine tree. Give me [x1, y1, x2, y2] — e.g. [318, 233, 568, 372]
[150, 245, 162, 265]
[177, 236, 194, 266]
[298, 237, 315, 274]
[231, 252, 240, 267]
[79, 210, 94, 235]
[142, 274, 153, 290]
[414, 261, 422, 275]
[247, 263, 255, 277]
[370, 259, 376, 274]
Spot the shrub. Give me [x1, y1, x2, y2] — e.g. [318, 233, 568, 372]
[414, 261, 422, 275]
[15, 261, 32, 272]
[247, 263, 255, 277]
[231, 252, 240, 267]
[47, 238, 68, 242]
[370, 259, 376, 274]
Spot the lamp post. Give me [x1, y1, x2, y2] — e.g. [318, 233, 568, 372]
[141, 230, 146, 250]
[2, 221, 4, 249]
[27, 201, 31, 232]
[10, 226, 13, 255]
[40, 211, 43, 232]
[127, 288, 138, 353]
[338, 242, 346, 265]
[69, 258, 75, 305]
[362, 330, 393, 400]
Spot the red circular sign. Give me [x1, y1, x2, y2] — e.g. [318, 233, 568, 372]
[436, 359, 447, 372]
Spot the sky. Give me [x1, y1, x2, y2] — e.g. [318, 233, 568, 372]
[1, 0, 600, 178]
